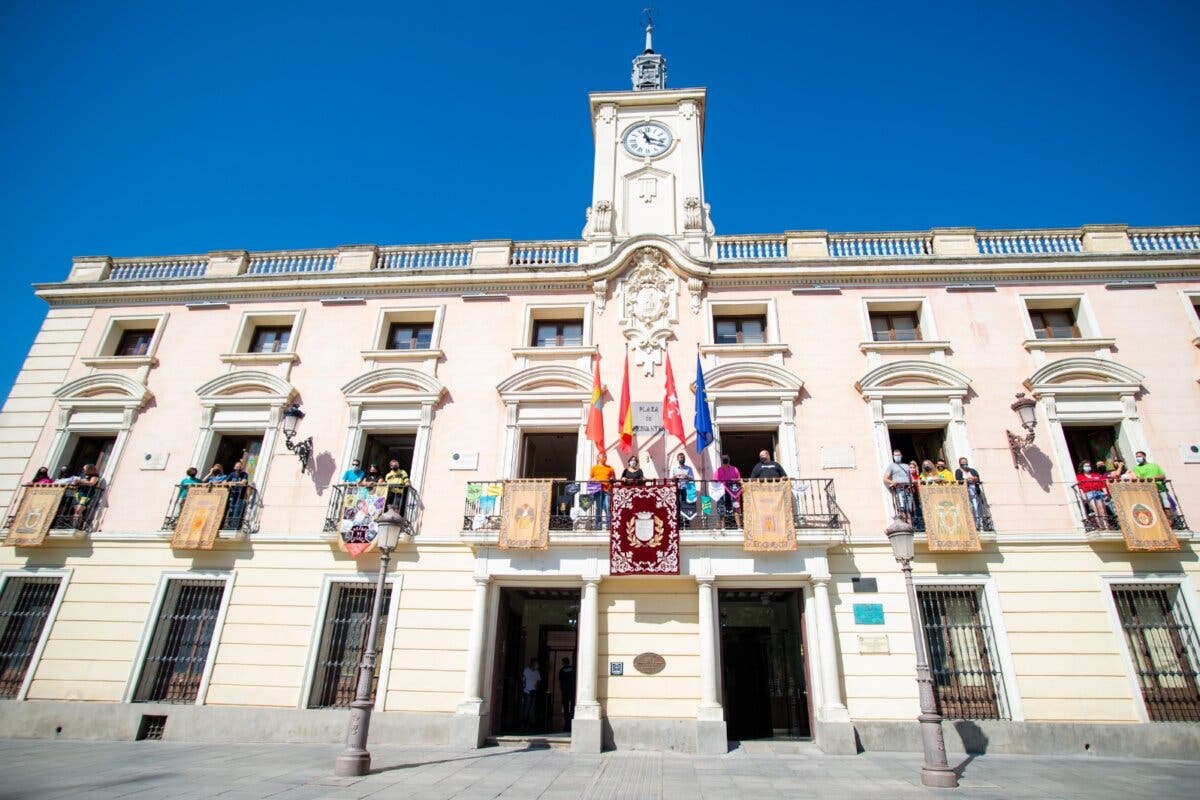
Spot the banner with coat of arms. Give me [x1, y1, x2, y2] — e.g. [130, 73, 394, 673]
[4, 486, 66, 546]
[742, 480, 796, 552]
[172, 484, 229, 550]
[338, 484, 390, 557]
[610, 480, 678, 575]
[920, 483, 982, 552]
[1110, 482, 1179, 551]
[499, 480, 551, 550]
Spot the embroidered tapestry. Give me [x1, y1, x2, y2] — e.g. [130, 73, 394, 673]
[338, 484, 390, 556]
[4, 486, 65, 546]
[742, 480, 796, 552]
[1110, 481, 1179, 551]
[611, 480, 678, 575]
[499, 480, 551, 549]
[920, 483, 981, 552]
[172, 484, 229, 550]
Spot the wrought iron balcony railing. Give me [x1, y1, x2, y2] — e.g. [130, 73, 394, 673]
[4, 482, 105, 534]
[161, 482, 260, 536]
[889, 482, 995, 533]
[462, 478, 846, 533]
[1070, 479, 1188, 533]
[323, 483, 422, 536]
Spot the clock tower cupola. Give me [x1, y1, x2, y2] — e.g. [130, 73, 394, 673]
[584, 18, 712, 257]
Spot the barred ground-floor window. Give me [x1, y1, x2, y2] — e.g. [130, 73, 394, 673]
[133, 579, 227, 704]
[1111, 584, 1200, 722]
[0, 576, 62, 698]
[308, 582, 392, 709]
[916, 585, 1008, 720]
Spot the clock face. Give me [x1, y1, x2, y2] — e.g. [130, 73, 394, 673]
[623, 122, 673, 158]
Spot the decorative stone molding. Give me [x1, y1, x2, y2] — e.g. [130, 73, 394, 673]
[855, 360, 972, 400]
[1024, 357, 1144, 397]
[593, 201, 613, 235]
[686, 277, 704, 314]
[679, 100, 697, 121]
[683, 197, 703, 232]
[616, 247, 681, 376]
[596, 104, 616, 124]
[593, 279, 608, 314]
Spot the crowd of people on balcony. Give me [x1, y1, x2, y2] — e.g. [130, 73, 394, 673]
[21, 463, 101, 529]
[336, 457, 411, 513]
[1074, 451, 1175, 530]
[883, 449, 986, 528]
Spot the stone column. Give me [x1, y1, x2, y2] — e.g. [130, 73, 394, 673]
[571, 576, 602, 753]
[812, 577, 856, 754]
[451, 576, 491, 748]
[695, 577, 727, 754]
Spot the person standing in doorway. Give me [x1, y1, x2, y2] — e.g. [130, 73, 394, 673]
[385, 459, 409, 515]
[621, 455, 645, 484]
[749, 449, 787, 479]
[521, 658, 541, 729]
[341, 459, 365, 485]
[224, 460, 251, 529]
[590, 452, 615, 529]
[883, 449, 915, 521]
[670, 452, 695, 529]
[558, 656, 576, 731]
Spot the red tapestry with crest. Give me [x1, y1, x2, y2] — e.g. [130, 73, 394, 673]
[610, 480, 678, 575]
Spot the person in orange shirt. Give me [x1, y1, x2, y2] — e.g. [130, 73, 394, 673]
[589, 452, 616, 530]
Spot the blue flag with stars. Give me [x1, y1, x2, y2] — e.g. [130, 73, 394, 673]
[693, 355, 714, 452]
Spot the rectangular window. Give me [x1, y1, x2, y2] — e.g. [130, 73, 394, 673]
[0, 577, 61, 698]
[115, 329, 156, 357]
[386, 322, 434, 351]
[308, 583, 392, 708]
[1028, 308, 1079, 340]
[713, 315, 767, 344]
[133, 579, 226, 704]
[916, 586, 1006, 719]
[1112, 584, 1200, 722]
[533, 320, 584, 348]
[869, 311, 921, 342]
[249, 325, 292, 353]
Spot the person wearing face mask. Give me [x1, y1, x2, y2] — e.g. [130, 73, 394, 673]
[749, 449, 787, 480]
[935, 460, 954, 483]
[955, 457, 982, 523]
[883, 448, 915, 520]
[1131, 450, 1175, 519]
[669, 452, 695, 529]
[919, 460, 940, 484]
[1076, 461, 1110, 529]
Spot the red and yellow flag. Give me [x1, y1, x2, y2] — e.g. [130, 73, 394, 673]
[662, 351, 686, 448]
[586, 353, 605, 451]
[618, 352, 633, 454]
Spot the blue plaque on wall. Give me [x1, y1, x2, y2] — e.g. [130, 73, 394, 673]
[853, 603, 885, 625]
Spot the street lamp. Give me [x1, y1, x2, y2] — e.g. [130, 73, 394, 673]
[1006, 392, 1038, 464]
[281, 403, 314, 472]
[885, 519, 959, 789]
[334, 509, 405, 777]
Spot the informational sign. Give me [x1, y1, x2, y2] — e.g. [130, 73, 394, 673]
[851, 577, 879, 593]
[858, 634, 891, 654]
[631, 402, 662, 435]
[609, 662, 625, 676]
[633, 653, 666, 675]
[853, 603, 885, 625]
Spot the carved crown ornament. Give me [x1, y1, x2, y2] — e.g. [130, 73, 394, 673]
[615, 247, 702, 376]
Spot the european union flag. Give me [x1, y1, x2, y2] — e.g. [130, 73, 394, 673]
[694, 355, 714, 452]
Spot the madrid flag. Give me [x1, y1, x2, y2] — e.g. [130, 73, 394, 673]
[662, 352, 686, 448]
[585, 353, 605, 451]
[618, 352, 634, 454]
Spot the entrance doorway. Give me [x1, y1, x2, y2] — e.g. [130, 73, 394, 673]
[491, 588, 580, 736]
[718, 431, 777, 476]
[362, 433, 416, 474]
[1062, 424, 1120, 468]
[719, 589, 810, 741]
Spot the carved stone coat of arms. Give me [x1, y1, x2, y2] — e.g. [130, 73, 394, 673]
[616, 247, 679, 375]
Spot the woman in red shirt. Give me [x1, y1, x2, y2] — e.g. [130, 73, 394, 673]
[1076, 461, 1109, 529]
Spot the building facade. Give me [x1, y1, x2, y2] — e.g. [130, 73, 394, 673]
[2, 34, 1199, 758]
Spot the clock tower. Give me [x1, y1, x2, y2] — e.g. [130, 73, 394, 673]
[584, 20, 711, 257]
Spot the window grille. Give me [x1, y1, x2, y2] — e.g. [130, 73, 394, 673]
[133, 580, 226, 704]
[308, 583, 392, 708]
[0, 577, 61, 698]
[916, 586, 1006, 719]
[1112, 584, 1200, 722]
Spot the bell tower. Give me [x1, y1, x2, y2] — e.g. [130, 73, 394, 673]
[584, 17, 712, 257]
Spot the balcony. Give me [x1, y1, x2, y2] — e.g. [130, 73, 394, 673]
[1071, 479, 1189, 535]
[161, 483, 260, 537]
[324, 483, 422, 537]
[889, 482, 995, 533]
[4, 483, 105, 536]
[462, 478, 846, 535]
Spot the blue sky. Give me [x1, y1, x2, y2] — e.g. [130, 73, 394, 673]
[1, 1, 1197, 398]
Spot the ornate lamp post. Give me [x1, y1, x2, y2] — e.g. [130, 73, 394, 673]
[281, 403, 314, 472]
[334, 509, 405, 777]
[885, 519, 959, 789]
[1006, 392, 1038, 464]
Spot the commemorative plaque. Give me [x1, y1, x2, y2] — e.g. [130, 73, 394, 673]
[633, 652, 666, 675]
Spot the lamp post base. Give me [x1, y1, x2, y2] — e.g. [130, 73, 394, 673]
[920, 765, 961, 788]
[334, 751, 371, 777]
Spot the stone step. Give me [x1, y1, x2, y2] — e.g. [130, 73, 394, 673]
[488, 733, 573, 750]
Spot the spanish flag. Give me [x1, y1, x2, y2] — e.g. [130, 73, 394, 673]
[585, 353, 605, 451]
[618, 352, 633, 454]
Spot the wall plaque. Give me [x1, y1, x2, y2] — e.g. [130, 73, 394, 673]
[853, 603, 885, 625]
[632, 402, 663, 434]
[609, 662, 624, 676]
[851, 577, 878, 593]
[633, 652, 666, 675]
[858, 634, 891, 655]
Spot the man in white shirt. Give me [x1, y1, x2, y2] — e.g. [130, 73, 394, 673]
[670, 452, 695, 528]
[521, 658, 541, 728]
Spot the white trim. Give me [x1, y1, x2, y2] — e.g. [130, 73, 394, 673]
[912, 574, 1024, 721]
[228, 308, 305, 356]
[299, 571, 403, 713]
[1017, 292, 1106, 366]
[859, 296, 944, 367]
[368, 304, 445, 351]
[0, 567, 72, 702]
[1178, 289, 1200, 344]
[89, 312, 169, 360]
[122, 570, 236, 706]
[703, 298, 783, 367]
[1098, 572, 1200, 724]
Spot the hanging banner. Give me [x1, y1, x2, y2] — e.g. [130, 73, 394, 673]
[498, 480, 551, 550]
[1110, 482, 1179, 552]
[338, 484, 390, 557]
[920, 483, 982, 552]
[5, 486, 66, 546]
[172, 484, 229, 550]
[611, 480, 678, 575]
[742, 480, 796, 552]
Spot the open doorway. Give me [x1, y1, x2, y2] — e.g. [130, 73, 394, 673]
[887, 427, 946, 468]
[490, 588, 581, 736]
[1062, 424, 1120, 469]
[211, 434, 264, 480]
[62, 435, 117, 477]
[719, 589, 810, 741]
[362, 433, 415, 474]
[718, 430, 778, 477]
[521, 432, 578, 525]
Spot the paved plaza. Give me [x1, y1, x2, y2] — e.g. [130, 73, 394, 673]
[0, 739, 1196, 799]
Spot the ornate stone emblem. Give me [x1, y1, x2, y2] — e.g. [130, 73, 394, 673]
[616, 247, 679, 375]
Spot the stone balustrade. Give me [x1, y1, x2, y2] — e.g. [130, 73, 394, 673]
[73, 225, 1200, 282]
